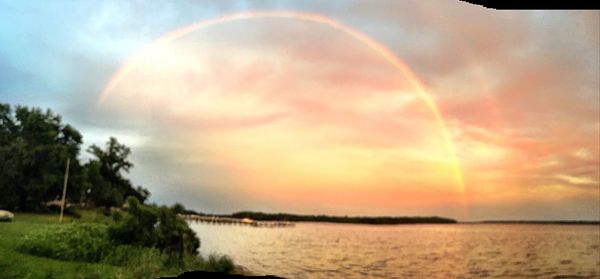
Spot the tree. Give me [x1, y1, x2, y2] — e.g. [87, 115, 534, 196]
[0, 104, 83, 211]
[88, 137, 133, 179]
[82, 160, 123, 209]
[84, 137, 149, 208]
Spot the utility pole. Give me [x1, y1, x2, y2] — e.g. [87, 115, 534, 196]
[59, 158, 70, 223]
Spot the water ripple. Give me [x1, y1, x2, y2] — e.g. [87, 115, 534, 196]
[192, 223, 600, 278]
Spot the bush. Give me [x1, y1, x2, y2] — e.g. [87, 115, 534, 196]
[202, 255, 235, 273]
[108, 197, 200, 261]
[101, 244, 162, 266]
[177, 254, 235, 274]
[17, 223, 111, 263]
[107, 198, 158, 247]
[120, 247, 167, 278]
[15, 198, 228, 277]
[76, 208, 115, 225]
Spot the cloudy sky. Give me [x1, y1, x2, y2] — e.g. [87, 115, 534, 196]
[1, 1, 598, 221]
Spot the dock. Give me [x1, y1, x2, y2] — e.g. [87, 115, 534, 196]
[179, 214, 295, 228]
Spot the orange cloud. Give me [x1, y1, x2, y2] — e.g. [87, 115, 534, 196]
[97, 9, 598, 220]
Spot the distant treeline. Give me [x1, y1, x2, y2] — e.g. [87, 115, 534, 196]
[481, 220, 600, 225]
[218, 211, 457, 224]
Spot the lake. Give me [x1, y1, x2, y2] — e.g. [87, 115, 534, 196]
[190, 222, 600, 278]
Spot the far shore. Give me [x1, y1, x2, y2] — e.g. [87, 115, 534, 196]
[182, 210, 600, 226]
[183, 211, 457, 225]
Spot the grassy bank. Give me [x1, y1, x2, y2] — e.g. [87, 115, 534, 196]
[0, 213, 120, 279]
[0, 212, 232, 279]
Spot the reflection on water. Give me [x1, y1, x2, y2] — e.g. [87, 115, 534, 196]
[190, 222, 600, 278]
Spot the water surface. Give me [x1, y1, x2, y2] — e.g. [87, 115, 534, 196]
[190, 222, 600, 278]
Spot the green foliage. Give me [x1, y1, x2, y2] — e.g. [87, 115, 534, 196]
[16, 214, 197, 267]
[45, 204, 81, 219]
[0, 103, 231, 276]
[16, 221, 178, 268]
[17, 223, 111, 263]
[108, 197, 200, 261]
[119, 247, 166, 278]
[0, 103, 149, 211]
[14, 223, 165, 276]
[84, 137, 150, 208]
[102, 244, 164, 266]
[108, 197, 159, 247]
[0, 104, 83, 211]
[3, 214, 234, 278]
[88, 137, 133, 175]
[76, 208, 116, 225]
[82, 160, 123, 209]
[202, 255, 235, 273]
[171, 203, 186, 214]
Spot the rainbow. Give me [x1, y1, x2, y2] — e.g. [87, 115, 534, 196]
[97, 11, 467, 214]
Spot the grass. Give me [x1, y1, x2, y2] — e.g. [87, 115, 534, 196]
[18, 223, 113, 263]
[0, 213, 123, 279]
[0, 211, 234, 279]
[76, 208, 115, 225]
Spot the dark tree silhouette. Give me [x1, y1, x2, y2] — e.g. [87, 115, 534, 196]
[84, 137, 149, 208]
[0, 104, 83, 210]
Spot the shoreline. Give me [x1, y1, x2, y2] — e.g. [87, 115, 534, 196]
[232, 264, 257, 276]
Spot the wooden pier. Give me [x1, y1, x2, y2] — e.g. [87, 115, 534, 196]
[179, 214, 295, 228]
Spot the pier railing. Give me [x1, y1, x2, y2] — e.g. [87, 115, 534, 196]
[178, 214, 295, 228]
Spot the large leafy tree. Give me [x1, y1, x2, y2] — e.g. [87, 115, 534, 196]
[84, 137, 149, 208]
[0, 104, 83, 211]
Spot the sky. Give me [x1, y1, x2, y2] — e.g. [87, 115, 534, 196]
[0, 1, 598, 221]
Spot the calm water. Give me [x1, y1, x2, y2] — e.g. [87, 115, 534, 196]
[190, 222, 600, 278]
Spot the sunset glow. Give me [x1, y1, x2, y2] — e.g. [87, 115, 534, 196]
[97, 12, 470, 216]
[2, 1, 597, 220]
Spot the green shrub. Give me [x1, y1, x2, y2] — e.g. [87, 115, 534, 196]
[76, 208, 115, 225]
[102, 244, 141, 265]
[15, 202, 230, 277]
[202, 254, 235, 273]
[107, 197, 200, 261]
[107, 198, 159, 247]
[17, 223, 111, 263]
[171, 253, 234, 275]
[121, 247, 167, 278]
